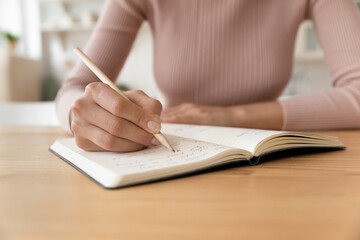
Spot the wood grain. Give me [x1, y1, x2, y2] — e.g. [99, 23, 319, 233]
[0, 126, 359, 240]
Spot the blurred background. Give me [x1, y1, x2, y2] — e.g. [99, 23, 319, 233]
[1, 0, 360, 125]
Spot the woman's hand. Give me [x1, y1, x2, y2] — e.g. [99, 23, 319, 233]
[161, 103, 233, 126]
[70, 82, 163, 152]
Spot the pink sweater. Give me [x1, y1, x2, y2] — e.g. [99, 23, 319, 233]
[56, 0, 360, 133]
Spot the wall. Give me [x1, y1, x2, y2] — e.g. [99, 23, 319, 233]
[0, 0, 40, 58]
[4, 1, 358, 102]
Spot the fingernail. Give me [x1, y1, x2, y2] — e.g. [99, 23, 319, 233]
[151, 137, 160, 146]
[147, 120, 161, 133]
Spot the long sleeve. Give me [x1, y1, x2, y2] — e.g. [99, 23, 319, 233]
[56, 0, 360, 132]
[279, 0, 360, 130]
[55, 0, 146, 133]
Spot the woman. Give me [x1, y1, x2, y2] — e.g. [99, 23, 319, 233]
[56, 0, 360, 152]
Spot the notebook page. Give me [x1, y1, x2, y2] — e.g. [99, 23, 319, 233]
[162, 123, 284, 153]
[56, 135, 233, 176]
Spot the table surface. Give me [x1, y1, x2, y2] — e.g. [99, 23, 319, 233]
[0, 126, 359, 240]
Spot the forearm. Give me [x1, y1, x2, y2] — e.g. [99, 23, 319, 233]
[227, 101, 283, 130]
[162, 101, 284, 130]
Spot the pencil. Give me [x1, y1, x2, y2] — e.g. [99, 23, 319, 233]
[74, 47, 175, 152]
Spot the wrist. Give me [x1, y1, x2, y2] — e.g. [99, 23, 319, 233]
[226, 102, 283, 130]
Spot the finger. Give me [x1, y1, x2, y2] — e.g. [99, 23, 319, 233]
[162, 103, 195, 116]
[162, 105, 194, 122]
[162, 106, 208, 124]
[76, 101, 158, 146]
[85, 83, 161, 134]
[74, 137, 104, 152]
[161, 110, 195, 123]
[125, 90, 163, 116]
[162, 113, 194, 124]
[71, 118, 146, 152]
[161, 107, 182, 120]
[162, 108, 185, 119]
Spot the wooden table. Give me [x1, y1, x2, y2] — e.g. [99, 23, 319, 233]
[0, 126, 359, 240]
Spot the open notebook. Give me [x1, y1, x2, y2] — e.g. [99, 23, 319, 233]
[50, 123, 345, 188]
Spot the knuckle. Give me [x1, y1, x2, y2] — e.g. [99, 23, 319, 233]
[70, 120, 81, 134]
[133, 89, 146, 96]
[71, 107, 81, 119]
[145, 136, 154, 145]
[85, 82, 103, 98]
[109, 120, 123, 135]
[86, 82, 101, 92]
[71, 100, 87, 120]
[102, 134, 117, 151]
[148, 98, 163, 112]
[127, 89, 146, 97]
[111, 100, 126, 116]
[75, 138, 90, 151]
[139, 132, 154, 145]
[73, 98, 85, 111]
[133, 107, 147, 125]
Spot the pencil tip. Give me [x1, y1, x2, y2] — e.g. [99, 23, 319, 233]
[154, 132, 175, 152]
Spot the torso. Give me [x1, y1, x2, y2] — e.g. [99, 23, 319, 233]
[145, 0, 309, 107]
